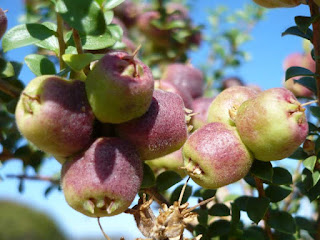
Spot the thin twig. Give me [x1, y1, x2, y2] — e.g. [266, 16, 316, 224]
[97, 217, 112, 240]
[56, 13, 66, 71]
[72, 28, 83, 54]
[144, 187, 170, 206]
[0, 78, 21, 98]
[6, 174, 60, 185]
[178, 176, 190, 206]
[254, 176, 274, 240]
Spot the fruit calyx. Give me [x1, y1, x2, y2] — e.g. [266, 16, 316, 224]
[184, 158, 204, 176]
[83, 197, 117, 215]
[185, 108, 196, 132]
[22, 93, 41, 114]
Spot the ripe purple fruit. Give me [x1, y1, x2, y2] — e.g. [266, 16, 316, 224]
[0, 9, 7, 40]
[207, 86, 259, 126]
[162, 63, 204, 99]
[85, 51, 154, 124]
[115, 89, 188, 160]
[183, 122, 253, 189]
[61, 137, 143, 217]
[235, 88, 308, 161]
[221, 77, 244, 90]
[15, 75, 95, 158]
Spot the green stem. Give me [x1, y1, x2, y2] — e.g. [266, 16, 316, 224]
[72, 28, 83, 54]
[56, 13, 66, 71]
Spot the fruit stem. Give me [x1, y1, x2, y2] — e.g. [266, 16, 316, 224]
[253, 176, 274, 240]
[308, 1, 320, 106]
[56, 12, 66, 71]
[186, 196, 216, 213]
[72, 28, 83, 54]
[178, 176, 190, 206]
[300, 99, 318, 107]
[144, 187, 170, 206]
[97, 217, 111, 240]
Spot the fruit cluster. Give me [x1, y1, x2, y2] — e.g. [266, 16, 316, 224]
[15, 50, 195, 218]
[183, 86, 308, 189]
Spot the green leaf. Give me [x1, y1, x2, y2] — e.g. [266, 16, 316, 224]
[25, 54, 56, 76]
[67, 30, 117, 50]
[156, 171, 182, 192]
[295, 16, 313, 34]
[2, 23, 56, 52]
[208, 203, 230, 216]
[288, 147, 309, 160]
[140, 163, 155, 189]
[197, 208, 208, 226]
[243, 226, 268, 240]
[230, 203, 240, 227]
[306, 179, 320, 201]
[35, 22, 59, 54]
[56, 0, 106, 35]
[62, 53, 104, 71]
[312, 171, 320, 186]
[234, 196, 250, 211]
[170, 184, 192, 204]
[246, 197, 270, 224]
[294, 77, 317, 94]
[303, 156, 317, 172]
[104, 11, 114, 25]
[265, 185, 292, 202]
[208, 220, 231, 237]
[0, 58, 15, 78]
[282, 26, 313, 41]
[250, 160, 273, 182]
[272, 167, 292, 185]
[285, 66, 315, 80]
[295, 216, 317, 234]
[108, 24, 123, 42]
[104, 0, 125, 10]
[268, 210, 296, 234]
[193, 188, 217, 200]
[309, 122, 318, 133]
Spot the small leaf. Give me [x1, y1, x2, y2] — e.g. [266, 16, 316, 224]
[208, 203, 230, 216]
[295, 216, 317, 234]
[25, 54, 56, 76]
[268, 210, 296, 234]
[243, 226, 268, 240]
[285, 66, 315, 80]
[303, 156, 317, 172]
[208, 220, 231, 237]
[35, 22, 59, 54]
[197, 208, 208, 226]
[288, 147, 309, 160]
[250, 160, 273, 182]
[230, 203, 240, 227]
[0, 58, 15, 78]
[246, 197, 270, 224]
[2, 23, 56, 52]
[295, 16, 313, 33]
[170, 184, 192, 204]
[62, 53, 104, 71]
[104, 0, 125, 10]
[312, 171, 320, 186]
[272, 167, 292, 185]
[104, 11, 114, 25]
[294, 77, 317, 94]
[140, 163, 155, 189]
[265, 185, 292, 202]
[282, 26, 313, 41]
[234, 196, 250, 211]
[156, 171, 182, 192]
[56, 0, 106, 35]
[306, 179, 320, 201]
[193, 188, 216, 200]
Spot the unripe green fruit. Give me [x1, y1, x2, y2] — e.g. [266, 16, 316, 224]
[0, 9, 7, 40]
[207, 86, 259, 127]
[15, 75, 95, 158]
[183, 122, 253, 189]
[85, 51, 154, 123]
[252, 0, 305, 8]
[146, 149, 186, 177]
[115, 89, 188, 160]
[61, 137, 143, 217]
[235, 88, 308, 161]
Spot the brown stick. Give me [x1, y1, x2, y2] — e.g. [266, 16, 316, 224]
[0, 78, 21, 98]
[72, 29, 83, 54]
[144, 187, 170, 206]
[254, 177, 274, 240]
[56, 13, 66, 71]
[309, 1, 320, 105]
[6, 174, 60, 185]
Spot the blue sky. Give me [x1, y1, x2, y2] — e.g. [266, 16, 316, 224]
[0, 0, 313, 239]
